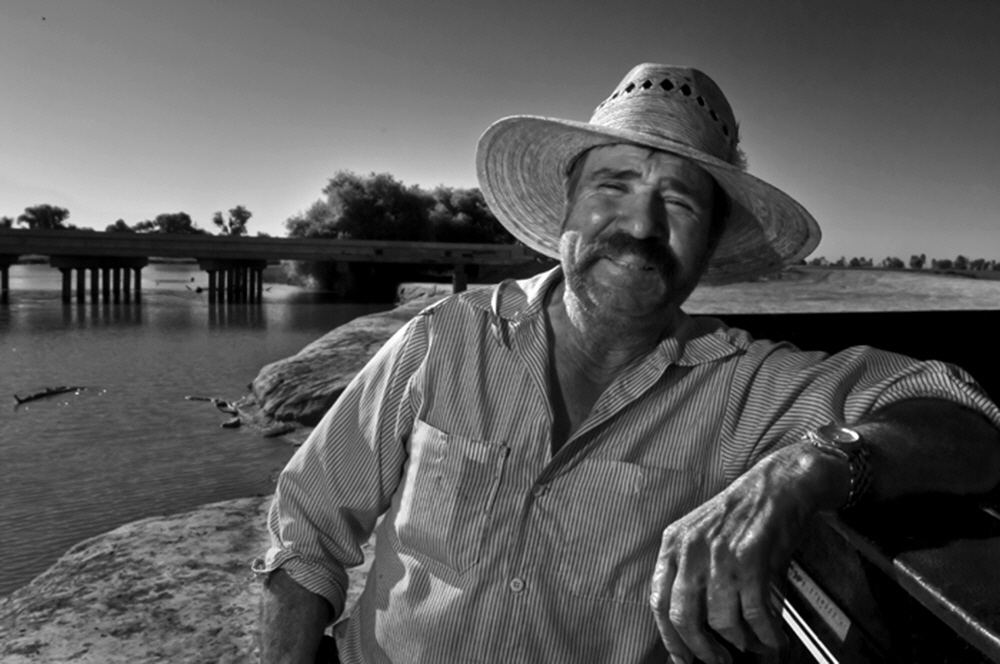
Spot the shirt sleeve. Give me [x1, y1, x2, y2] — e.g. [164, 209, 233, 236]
[252, 311, 430, 617]
[721, 341, 1000, 481]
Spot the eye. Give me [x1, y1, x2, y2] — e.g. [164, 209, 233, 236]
[595, 180, 628, 193]
[665, 197, 695, 212]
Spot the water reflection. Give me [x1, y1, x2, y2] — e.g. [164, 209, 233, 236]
[208, 301, 268, 329]
[62, 302, 146, 327]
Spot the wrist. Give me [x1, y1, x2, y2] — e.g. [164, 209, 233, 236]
[786, 441, 854, 512]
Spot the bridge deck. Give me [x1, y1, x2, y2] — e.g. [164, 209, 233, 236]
[0, 229, 533, 264]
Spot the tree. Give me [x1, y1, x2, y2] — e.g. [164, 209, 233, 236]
[970, 258, 987, 271]
[427, 186, 515, 244]
[954, 255, 969, 270]
[909, 254, 926, 270]
[880, 256, 905, 269]
[17, 204, 71, 230]
[932, 258, 953, 270]
[0, 216, 13, 229]
[105, 219, 134, 233]
[848, 257, 862, 268]
[132, 212, 207, 234]
[323, 171, 430, 242]
[285, 199, 338, 239]
[212, 205, 252, 236]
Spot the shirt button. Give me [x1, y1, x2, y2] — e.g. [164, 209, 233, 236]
[532, 484, 548, 498]
[509, 578, 526, 593]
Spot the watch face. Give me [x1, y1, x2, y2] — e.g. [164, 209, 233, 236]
[818, 424, 862, 448]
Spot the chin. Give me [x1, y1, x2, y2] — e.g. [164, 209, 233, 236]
[571, 280, 675, 328]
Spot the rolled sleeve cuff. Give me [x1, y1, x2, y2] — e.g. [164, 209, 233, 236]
[870, 360, 1000, 431]
[251, 547, 347, 618]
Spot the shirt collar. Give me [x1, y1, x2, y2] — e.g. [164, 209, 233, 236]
[489, 266, 744, 366]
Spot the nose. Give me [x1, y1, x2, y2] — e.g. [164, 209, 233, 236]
[617, 189, 668, 241]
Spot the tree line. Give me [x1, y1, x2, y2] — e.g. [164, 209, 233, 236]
[806, 254, 1000, 272]
[1, 203, 256, 236]
[2, 171, 515, 247]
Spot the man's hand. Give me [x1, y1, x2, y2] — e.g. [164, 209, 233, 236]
[649, 444, 846, 664]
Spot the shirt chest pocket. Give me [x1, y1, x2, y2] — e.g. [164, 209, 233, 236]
[394, 419, 509, 575]
[555, 459, 704, 605]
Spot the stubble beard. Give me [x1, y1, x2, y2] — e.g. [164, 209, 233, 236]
[560, 232, 677, 339]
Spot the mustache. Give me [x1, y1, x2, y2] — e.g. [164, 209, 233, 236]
[579, 232, 675, 278]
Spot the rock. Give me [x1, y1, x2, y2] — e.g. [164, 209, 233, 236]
[0, 495, 374, 664]
[243, 294, 449, 429]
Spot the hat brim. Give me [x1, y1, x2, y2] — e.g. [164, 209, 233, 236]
[476, 115, 821, 285]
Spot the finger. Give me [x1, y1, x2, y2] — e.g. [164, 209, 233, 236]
[706, 569, 747, 654]
[671, 557, 731, 664]
[740, 582, 787, 651]
[650, 558, 696, 664]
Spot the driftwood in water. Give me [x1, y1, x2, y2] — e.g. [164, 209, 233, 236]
[13, 386, 86, 405]
[184, 396, 238, 415]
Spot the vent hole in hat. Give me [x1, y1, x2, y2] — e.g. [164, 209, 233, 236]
[722, 125, 730, 137]
[625, 83, 635, 93]
[710, 109, 719, 121]
[680, 84, 692, 96]
[696, 96, 705, 107]
[660, 79, 674, 91]
[641, 79, 652, 89]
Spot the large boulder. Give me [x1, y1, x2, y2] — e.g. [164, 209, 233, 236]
[242, 294, 448, 431]
[0, 496, 373, 663]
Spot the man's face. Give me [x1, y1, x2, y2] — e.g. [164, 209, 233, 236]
[559, 144, 718, 324]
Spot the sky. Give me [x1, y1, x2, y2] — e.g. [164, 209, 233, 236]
[2, 0, 998, 262]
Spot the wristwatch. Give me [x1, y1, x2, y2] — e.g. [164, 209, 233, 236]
[803, 424, 872, 509]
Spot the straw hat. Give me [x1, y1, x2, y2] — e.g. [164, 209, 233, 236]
[476, 63, 821, 284]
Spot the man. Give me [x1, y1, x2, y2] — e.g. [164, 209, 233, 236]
[256, 64, 1000, 664]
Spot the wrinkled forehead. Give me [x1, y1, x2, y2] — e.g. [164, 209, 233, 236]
[565, 143, 715, 197]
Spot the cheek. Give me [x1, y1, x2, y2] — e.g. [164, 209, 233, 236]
[669, 220, 713, 266]
[563, 197, 617, 238]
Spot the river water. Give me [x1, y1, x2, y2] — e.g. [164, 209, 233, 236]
[0, 263, 389, 598]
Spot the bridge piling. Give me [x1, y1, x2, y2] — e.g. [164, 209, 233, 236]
[101, 267, 110, 302]
[60, 268, 71, 303]
[452, 264, 468, 293]
[47, 256, 149, 304]
[133, 267, 142, 302]
[199, 259, 266, 305]
[76, 268, 85, 303]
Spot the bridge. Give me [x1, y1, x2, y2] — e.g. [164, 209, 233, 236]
[0, 228, 534, 304]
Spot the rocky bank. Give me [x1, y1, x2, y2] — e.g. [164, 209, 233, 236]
[0, 288, 452, 663]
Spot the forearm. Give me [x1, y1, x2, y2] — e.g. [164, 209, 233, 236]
[784, 397, 1000, 513]
[854, 398, 1000, 502]
[259, 568, 334, 664]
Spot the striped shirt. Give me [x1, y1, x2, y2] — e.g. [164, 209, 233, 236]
[257, 266, 1000, 664]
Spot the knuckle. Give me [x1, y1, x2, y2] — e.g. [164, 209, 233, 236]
[667, 604, 699, 632]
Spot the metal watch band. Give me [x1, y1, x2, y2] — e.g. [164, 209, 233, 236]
[804, 426, 872, 510]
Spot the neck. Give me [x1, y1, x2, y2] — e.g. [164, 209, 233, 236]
[547, 281, 681, 382]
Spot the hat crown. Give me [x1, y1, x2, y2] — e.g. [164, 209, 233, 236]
[591, 64, 741, 168]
